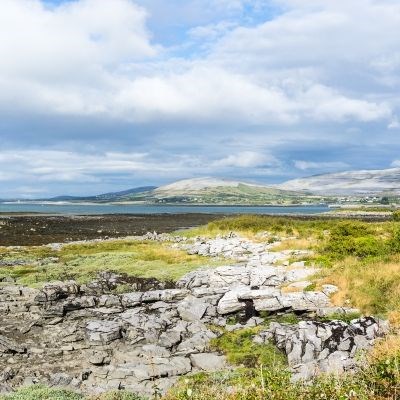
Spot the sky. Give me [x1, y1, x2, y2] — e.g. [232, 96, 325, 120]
[1, 0, 400, 197]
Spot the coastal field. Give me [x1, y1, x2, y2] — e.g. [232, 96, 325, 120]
[0, 214, 399, 400]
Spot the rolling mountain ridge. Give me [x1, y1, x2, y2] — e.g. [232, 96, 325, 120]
[277, 168, 400, 195]
[7, 168, 400, 204]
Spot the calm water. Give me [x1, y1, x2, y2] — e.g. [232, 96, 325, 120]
[0, 202, 329, 215]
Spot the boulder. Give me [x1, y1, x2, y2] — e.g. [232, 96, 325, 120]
[217, 289, 246, 315]
[34, 281, 80, 303]
[177, 296, 208, 322]
[190, 353, 226, 371]
[88, 350, 110, 365]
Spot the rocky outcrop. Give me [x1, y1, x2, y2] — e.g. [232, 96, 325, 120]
[254, 317, 389, 381]
[0, 279, 223, 397]
[0, 233, 386, 397]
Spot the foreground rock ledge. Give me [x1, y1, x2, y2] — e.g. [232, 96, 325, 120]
[0, 234, 388, 396]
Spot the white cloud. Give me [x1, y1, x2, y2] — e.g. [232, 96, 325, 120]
[388, 117, 400, 129]
[0, 0, 156, 114]
[189, 21, 237, 41]
[391, 160, 400, 167]
[0, 150, 167, 183]
[213, 151, 279, 168]
[0, 0, 396, 126]
[0, 0, 154, 78]
[294, 160, 349, 171]
[115, 66, 296, 123]
[0, 149, 282, 196]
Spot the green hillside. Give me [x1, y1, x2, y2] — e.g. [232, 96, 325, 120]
[151, 183, 319, 205]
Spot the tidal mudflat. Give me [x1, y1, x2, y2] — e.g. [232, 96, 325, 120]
[0, 214, 223, 246]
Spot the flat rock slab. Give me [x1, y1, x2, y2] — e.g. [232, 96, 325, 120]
[178, 295, 208, 322]
[86, 320, 122, 344]
[190, 353, 226, 371]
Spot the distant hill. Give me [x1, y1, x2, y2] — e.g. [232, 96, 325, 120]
[151, 177, 309, 204]
[9, 170, 400, 204]
[34, 177, 314, 205]
[47, 186, 156, 202]
[277, 168, 400, 195]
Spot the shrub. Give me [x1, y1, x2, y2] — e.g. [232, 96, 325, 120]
[392, 210, 400, 221]
[323, 222, 386, 259]
[388, 227, 400, 253]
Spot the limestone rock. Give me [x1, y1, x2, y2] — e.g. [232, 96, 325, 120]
[177, 296, 208, 322]
[256, 317, 388, 381]
[86, 320, 121, 344]
[190, 353, 226, 371]
[217, 289, 246, 315]
[0, 335, 26, 354]
[88, 350, 110, 365]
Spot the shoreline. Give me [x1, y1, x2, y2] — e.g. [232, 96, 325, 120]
[0, 212, 393, 247]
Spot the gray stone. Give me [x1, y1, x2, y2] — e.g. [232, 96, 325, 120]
[0, 335, 26, 354]
[177, 329, 217, 354]
[88, 350, 110, 365]
[86, 320, 121, 344]
[49, 373, 73, 386]
[141, 289, 188, 303]
[190, 353, 226, 371]
[260, 317, 387, 381]
[178, 295, 208, 322]
[120, 292, 142, 308]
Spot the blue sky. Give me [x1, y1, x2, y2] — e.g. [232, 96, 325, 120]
[1, 0, 400, 197]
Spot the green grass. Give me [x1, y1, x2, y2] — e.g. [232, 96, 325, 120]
[319, 311, 362, 323]
[0, 386, 146, 400]
[0, 385, 82, 400]
[0, 239, 223, 287]
[211, 327, 287, 368]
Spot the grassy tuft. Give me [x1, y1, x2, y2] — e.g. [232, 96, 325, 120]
[211, 328, 287, 368]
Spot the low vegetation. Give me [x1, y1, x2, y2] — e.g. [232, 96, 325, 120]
[0, 386, 145, 400]
[0, 239, 223, 287]
[210, 327, 286, 368]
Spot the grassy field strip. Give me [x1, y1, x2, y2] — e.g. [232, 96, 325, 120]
[0, 239, 225, 287]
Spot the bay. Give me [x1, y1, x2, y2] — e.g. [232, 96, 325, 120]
[0, 202, 329, 215]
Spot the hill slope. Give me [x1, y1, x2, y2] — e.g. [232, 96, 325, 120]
[152, 177, 310, 204]
[277, 168, 400, 195]
[48, 186, 156, 202]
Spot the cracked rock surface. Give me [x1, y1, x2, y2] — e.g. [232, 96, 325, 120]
[0, 233, 386, 396]
[254, 317, 389, 381]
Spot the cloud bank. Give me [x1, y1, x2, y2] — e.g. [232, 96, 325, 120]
[0, 0, 399, 196]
